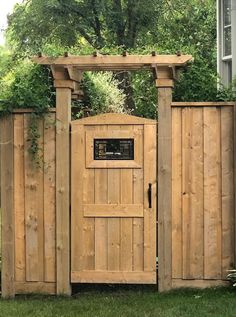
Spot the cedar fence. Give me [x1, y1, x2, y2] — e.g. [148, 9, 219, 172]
[1, 102, 235, 296]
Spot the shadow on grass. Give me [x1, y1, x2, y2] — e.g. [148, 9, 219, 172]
[72, 283, 157, 296]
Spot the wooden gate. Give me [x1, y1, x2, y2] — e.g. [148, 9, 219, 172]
[71, 113, 157, 284]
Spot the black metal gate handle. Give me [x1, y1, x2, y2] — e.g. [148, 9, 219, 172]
[148, 183, 152, 208]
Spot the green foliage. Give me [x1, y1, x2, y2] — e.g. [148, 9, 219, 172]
[0, 56, 54, 113]
[26, 113, 44, 168]
[132, 71, 157, 119]
[227, 270, 236, 287]
[174, 59, 218, 102]
[79, 72, 127, 117]
[2, 0, 236, 122]
[6, 0, 165, 56]
[0, 54, 55, 166]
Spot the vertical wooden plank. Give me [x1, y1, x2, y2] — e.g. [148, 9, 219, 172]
[95, 168, 108, 270]
[83, 154, 95, 270]
[182, 108, 204, 279]
[181, 107, 192, 279]
[144, 124, 157, 273]
[94, 124, 108, 271]
[120, 125, 133, 272]
[71, 124, 84, 272]
[204, 107, 222, 279]
[1, 115, 15, 298]
[189, 108, 204, 278]
[37, 120, 44, 283]
[120, 169, 133, 271]
[83, 125, 95, 271]
[107, 125, 120, 271]
[44, 113, 56, 282]
[158, 87, 172, 291]
[133, 126, 144, 272]
[221, 107, 234, 278]
[56, 87, 71, 295]
[107, 167, 120, 271]
[14, 115, 26, 282]
[24, 115, 44, 282]
[172, 108, 182, 279]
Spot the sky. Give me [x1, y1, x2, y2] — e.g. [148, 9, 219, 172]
[0, 0, 23, 45]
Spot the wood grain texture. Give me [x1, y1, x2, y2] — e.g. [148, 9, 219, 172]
[181, 107, 192, 279]
[1, 113, 57, 295]
[82, 126, 95, 271]
[95, 168, 108, 271]
[71, 271, 156, 284]
[14, 115, 26, 282]
[43, 114, 56, 282]
[120, 124, 133, 272]
[72, 113, 156, 126]
[172, 102, 235, 107]
[84, 204, 143, 217]
[133, 126, 144, 272]
[107, 168, 121, 271]
[171, 105, 235, 284]
[144, 124, 156, 273]
[203, 108, 222, 279]
[15, 282, 56, 294]
[182, 108, 204, 279]
[33, 54, 193, 69]
[71, 124, 84, 273]
[221, 107, 234, 278]
[189, 108, 204, 279]
[158, 87, 172, 291]
[24, 115, 44, 282]
[71, 116, 156, 284]
[56, 87, 71, 295]
[172, 108, 182, 279]
[94, 124, 108, 271]
[172, 279, 229, 289]
[133, 164, 144, 271]
[1, 115, 15, 298]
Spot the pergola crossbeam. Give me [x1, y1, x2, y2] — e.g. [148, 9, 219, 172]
[33, 54, 193, 71]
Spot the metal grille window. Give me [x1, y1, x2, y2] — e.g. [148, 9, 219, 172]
[94, 139, 134, 160]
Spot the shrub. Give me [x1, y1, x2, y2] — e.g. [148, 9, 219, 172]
[80, 72, 127, 117]
[227, 270, 236, 287]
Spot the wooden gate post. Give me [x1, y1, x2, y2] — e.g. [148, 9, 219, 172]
[156, 78, 174, 292]
[55, 80, 74, 295]
[0, 115, 15, 298]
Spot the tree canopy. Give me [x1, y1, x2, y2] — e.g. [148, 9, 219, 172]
[0, 0, 235, 119]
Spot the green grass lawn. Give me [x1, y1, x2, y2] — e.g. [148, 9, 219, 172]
[0, 286, 235, 317]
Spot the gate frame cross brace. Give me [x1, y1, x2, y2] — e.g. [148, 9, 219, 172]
[32, 53, 193, 296]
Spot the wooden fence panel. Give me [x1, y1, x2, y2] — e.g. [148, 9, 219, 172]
[172, 103, 235, 287]
[1, 102, 235, 294]
[1, 111, 57, 296]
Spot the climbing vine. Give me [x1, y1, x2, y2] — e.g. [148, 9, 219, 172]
[0, 56, 55, 167]
[26, 112, 45, 168]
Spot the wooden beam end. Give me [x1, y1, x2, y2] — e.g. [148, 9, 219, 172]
[54, 80, 75, 90]
[155, 79, 174, 88]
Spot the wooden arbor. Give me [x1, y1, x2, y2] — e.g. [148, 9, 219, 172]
[32, 54, 192, 295]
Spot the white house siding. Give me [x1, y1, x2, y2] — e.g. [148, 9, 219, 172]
[217, 0, 236, 86]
